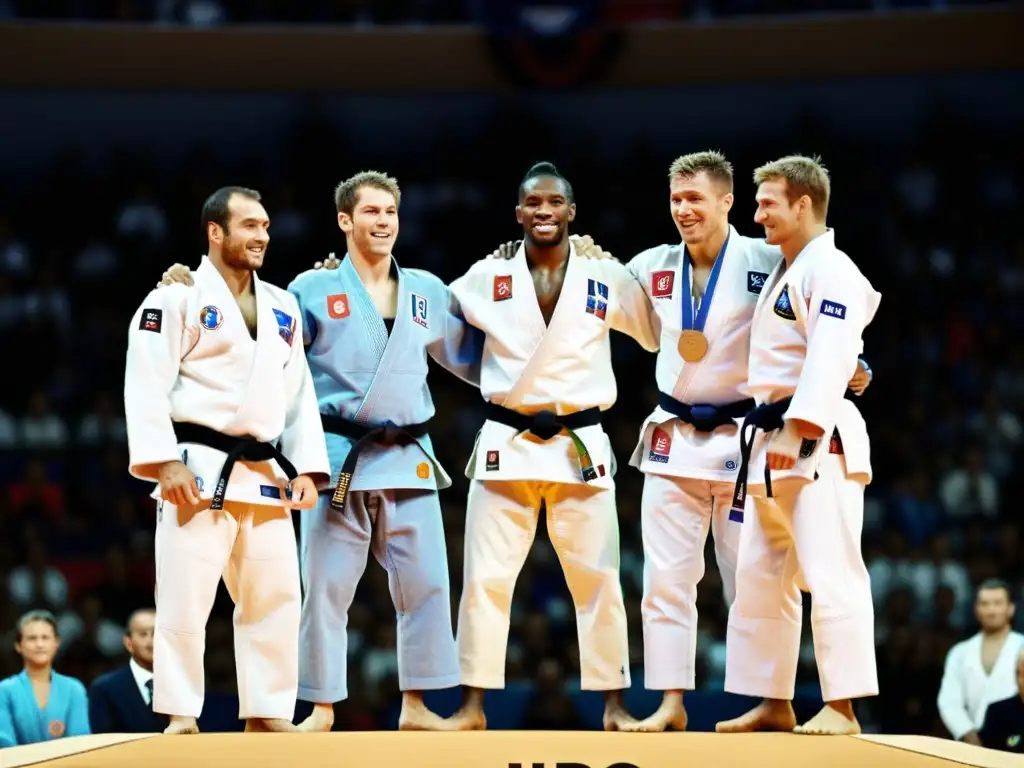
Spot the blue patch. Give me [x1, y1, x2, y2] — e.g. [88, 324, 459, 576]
[773, 285, 796, 321]
[411, 294, 429, 328]
[586, 278, 608, 320]
[728, 508, 744, 523]
[195, 476, 204, 492]
[747, 271, 769, 295]
[273, 308, 296, 346]
[820, 299, 847, 320]
[260, 485, 282, 499]
[647, 452, 669, 464]
[725, 460, 737, 471]
[199, 305, 223, 331]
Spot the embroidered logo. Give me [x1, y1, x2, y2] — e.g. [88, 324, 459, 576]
[820, 299, 847, 320]
[648, 427, 671, 464]
[747, 271, 769, 295]
[416, 462, 430, 479]
[494, 275, 512, 302]
[260, 485, 282, 499]
[773, 285, 796, 321]
[326, 293, 350, 319]
[139, 308, 163, 333]
[411, 294, 429, 328]
[651, 270, 674, 299]
[48, 720, 65, 738]
[485, 450, 499, 471]
[273, 308, 296, 346]
[586, 279, 609, 320]
[195, 476, 204, 493]
[199, 306, 223, 331]
[725, 459, 737, 470]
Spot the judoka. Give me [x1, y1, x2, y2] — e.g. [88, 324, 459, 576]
[126, 186, 330, 734]
[938, 579, 1023, 745]
[488, 151, 872, 733]
[0, 611, 89, 747]
[160, 171, 486, 731]
[447, 162, 661, 731]
[717, 155, 881, 735]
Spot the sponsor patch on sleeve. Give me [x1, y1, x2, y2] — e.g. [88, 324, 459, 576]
[747, 271, 768, 294]
[820, 299, 847, 319]
[139, 308, 163, 332]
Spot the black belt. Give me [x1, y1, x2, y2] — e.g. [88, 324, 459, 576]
[729, 390, 855, 520]
[657, 392, 756, 432]
[322, 413, 431, 510]
[484, 402, 605, 482]
[172, 422, 297, 511]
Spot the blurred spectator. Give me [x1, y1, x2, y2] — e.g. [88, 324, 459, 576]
[937, 580, 1024, 745]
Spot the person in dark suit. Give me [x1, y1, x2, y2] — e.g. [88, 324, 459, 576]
[88, 608, 165, 733]
[978, 650, 1024, 754]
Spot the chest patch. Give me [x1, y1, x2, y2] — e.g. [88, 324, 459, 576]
[773, 285, 796, 321]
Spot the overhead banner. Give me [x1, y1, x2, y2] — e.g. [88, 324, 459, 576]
[477, 1, 623, 88]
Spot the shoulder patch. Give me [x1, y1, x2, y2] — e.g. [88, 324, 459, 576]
[820, 299, 847, 320]
[747, 271, 769, 295]
[139, 308, 162, 332]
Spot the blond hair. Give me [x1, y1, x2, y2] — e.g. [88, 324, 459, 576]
[753, 154, 830, 220]
[334, 170, 401, 215]
[668, 150, 733, 192]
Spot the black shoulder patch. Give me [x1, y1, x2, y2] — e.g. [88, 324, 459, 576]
[139, 308, 163, 332]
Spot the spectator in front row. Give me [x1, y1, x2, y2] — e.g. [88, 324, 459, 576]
[88, 608, 166, 733]
[937, 580, 1024, 745]
[0, 610, 90, 747]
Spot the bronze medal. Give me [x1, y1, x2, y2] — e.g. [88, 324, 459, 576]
[678, 329, 709, 362]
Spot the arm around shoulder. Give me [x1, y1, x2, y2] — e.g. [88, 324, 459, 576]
[609, 259, 659, 352]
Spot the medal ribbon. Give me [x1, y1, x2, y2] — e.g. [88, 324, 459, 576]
[681, 230, 731, 334]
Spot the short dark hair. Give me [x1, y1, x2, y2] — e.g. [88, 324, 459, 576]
[201, 186, 262, 233]
[125, 607, 155, 636]
[519, 161, 574, 205]
[16, 609, 59, 642]
[977, 578, 1013, 601]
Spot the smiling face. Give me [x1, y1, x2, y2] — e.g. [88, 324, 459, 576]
[16, 619, 59, 668]
[670, 171, 733, 247]
[211, 193, 270, 270]
[516, 175, 576, 247]
[339, 185, 399, 260]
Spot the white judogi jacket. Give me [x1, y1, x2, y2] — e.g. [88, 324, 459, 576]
[626, 227, 781, 481]
[450, 242, 660, 488]
[124, 256, 330, 507]
[937, 631, 1024, 740]
[745, 229, 881, 491]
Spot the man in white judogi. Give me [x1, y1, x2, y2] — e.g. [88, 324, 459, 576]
[523, 152, 871, 732]
[717, 155, 881, 735]
[124, 187, 329, 734]
[448, 162, 660, 731]
[938, 579, 1023, 745]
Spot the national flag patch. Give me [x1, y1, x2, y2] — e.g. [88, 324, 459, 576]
[586, 279, 609, 320]
[273, 308, 296, 346]
[139, 308, 162, 332]
[411, 294, 428, 328]
[327, 293, 350, 319]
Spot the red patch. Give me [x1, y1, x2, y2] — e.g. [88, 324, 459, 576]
[651, 270, 675, 298]
[48, 720, 65, 738]
[326, 293, 350, 319]
[651, 428, 672, 455]
[829, 431, 844, 455]
[494, 275, 513, 302]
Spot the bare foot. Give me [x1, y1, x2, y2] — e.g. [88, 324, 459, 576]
[164, 716, 199, 735]
[398, 694, 456, 731]
[602, 699, 637, 732]
[715, 699, 797, 733]
[793, 704, 861, 735]
[245, 718, 299, 732]
[446, 705, 487, 731]
[622, 693, 687, 733]
[297, 703, 334, 733]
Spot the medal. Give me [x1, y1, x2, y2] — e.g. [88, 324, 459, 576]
[680, 230, 730, 364]
[678, 329, 709, 362]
